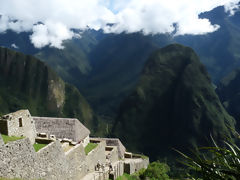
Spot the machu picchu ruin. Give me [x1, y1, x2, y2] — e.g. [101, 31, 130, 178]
[0, 109, 149, 180]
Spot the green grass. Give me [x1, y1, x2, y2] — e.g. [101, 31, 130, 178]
[33, 143, 47, 152]
[1, 134, 24, 144]
[116, 173, 138, 180]
[84, 143, 98, 155]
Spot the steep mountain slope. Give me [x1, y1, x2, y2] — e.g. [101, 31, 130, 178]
[35, 30, 102, 85]
[217, 68, 240, 125]
[80, 33, 171, 116]
[0, 31, 172, 118]
[0, 6, 239, 118]
[0, 30, 38, 55]
[113, 44, 235, 159]
[0, 47, 95, 130]
[175, 6, 240, 82]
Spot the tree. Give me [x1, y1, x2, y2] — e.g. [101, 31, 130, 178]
[140, 161, 170, 180]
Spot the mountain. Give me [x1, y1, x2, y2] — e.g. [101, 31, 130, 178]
[175, 6, 240, 82]
[217, 68, 240, 126]
[80, 33, 171, 116]
[0, 47, 97, 131]
[0, 6, 239, 118]
[113, 44, 235, 160]
[0, 30, 172, 118]
[35, 30, 103, 85]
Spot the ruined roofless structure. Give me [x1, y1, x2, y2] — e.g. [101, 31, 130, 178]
[0, 110, 36, 144]
[33, 116, 90, 146]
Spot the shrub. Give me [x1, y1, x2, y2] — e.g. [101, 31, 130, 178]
[141, 161, 170, 180]
[177, 135, 240, 180]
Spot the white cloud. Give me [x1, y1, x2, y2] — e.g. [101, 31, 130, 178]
[0, 0, 239, 48]
[30, 22, 74, 49]
[11, 43, 19, 49]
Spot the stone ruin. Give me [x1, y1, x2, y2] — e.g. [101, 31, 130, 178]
[33, 116, 90, 147]
[0, 110, 36, 144]
[0, 109, 149, 180]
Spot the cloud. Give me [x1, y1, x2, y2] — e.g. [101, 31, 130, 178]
[30, 22, 74, 49]
[0, 0, 239, 48]
[11, 43, 19, 49]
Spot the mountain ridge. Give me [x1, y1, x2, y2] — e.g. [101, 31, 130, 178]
[113, 44, 235, 159]
[0, 46, 97, 132]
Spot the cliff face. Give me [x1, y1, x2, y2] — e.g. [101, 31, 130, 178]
[113, 44, 235, 159]
[0, 47, 94, 130]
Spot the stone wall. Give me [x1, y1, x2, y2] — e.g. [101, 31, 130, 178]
[0, 120, 8, 135]
[110, 161, 124, 179]
[0, 134, 4, 147]
[36, 141, 69, 180]
[97, 138, 126, 159]
[0, 137, 90, 180]
[82, 135, 89, 147]
[86, 141, 106, 172]
[4, 110, 36, 144]
[65, 144, 88, 180]
[124, 158, 149, 175]
[0, 138, 39, 179]
[34, 117, 90, 143]
[0, 131, 148, 180]
[106, 146, 119, 163]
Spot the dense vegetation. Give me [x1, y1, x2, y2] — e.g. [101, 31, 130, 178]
[217, 68, 240, 127]
[113, 44, 235, 160]
[0, 47, 97, 133]
[80, 33, 171, 116]
[0, 7, 239, 123]
[177, 135, 240, 180]
[175, 6, 240, 82]
[0, 6, 239, 167]
[117, 161, 170, 180]
[0, 7, 239, 119]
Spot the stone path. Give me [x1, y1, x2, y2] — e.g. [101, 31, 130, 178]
[81, 167, 110, 180]
[81, 160, 122, 180]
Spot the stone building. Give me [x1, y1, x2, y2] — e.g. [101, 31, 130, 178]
[93, 138, 126, 159]
[33, 117, 90, 146]
[0, 109, 149, 180]
[0, 110, 36, 144]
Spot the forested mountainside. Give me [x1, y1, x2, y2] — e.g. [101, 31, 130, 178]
[217, 68, 240, 126]
[0, 47, 99, 133]
[175, 6, 240, 82]
[113, 44, 235, 160]
[0, 6, 239, 120]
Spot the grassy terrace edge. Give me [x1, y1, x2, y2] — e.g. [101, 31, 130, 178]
[84, 142, 98, 155]
[1, 134, 47, 152]
[33, 143, 47, 152]
[1, 134, 24, 144]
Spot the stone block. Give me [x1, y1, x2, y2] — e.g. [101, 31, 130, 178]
[0, 133, 4, 147]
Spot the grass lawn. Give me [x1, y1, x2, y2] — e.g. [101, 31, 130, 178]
[1, 134, 24, 144]
[84, 143, 98, 155]
[33, 143, 47, 152]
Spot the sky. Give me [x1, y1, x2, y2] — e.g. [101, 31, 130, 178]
[0, 0, 239, 49]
